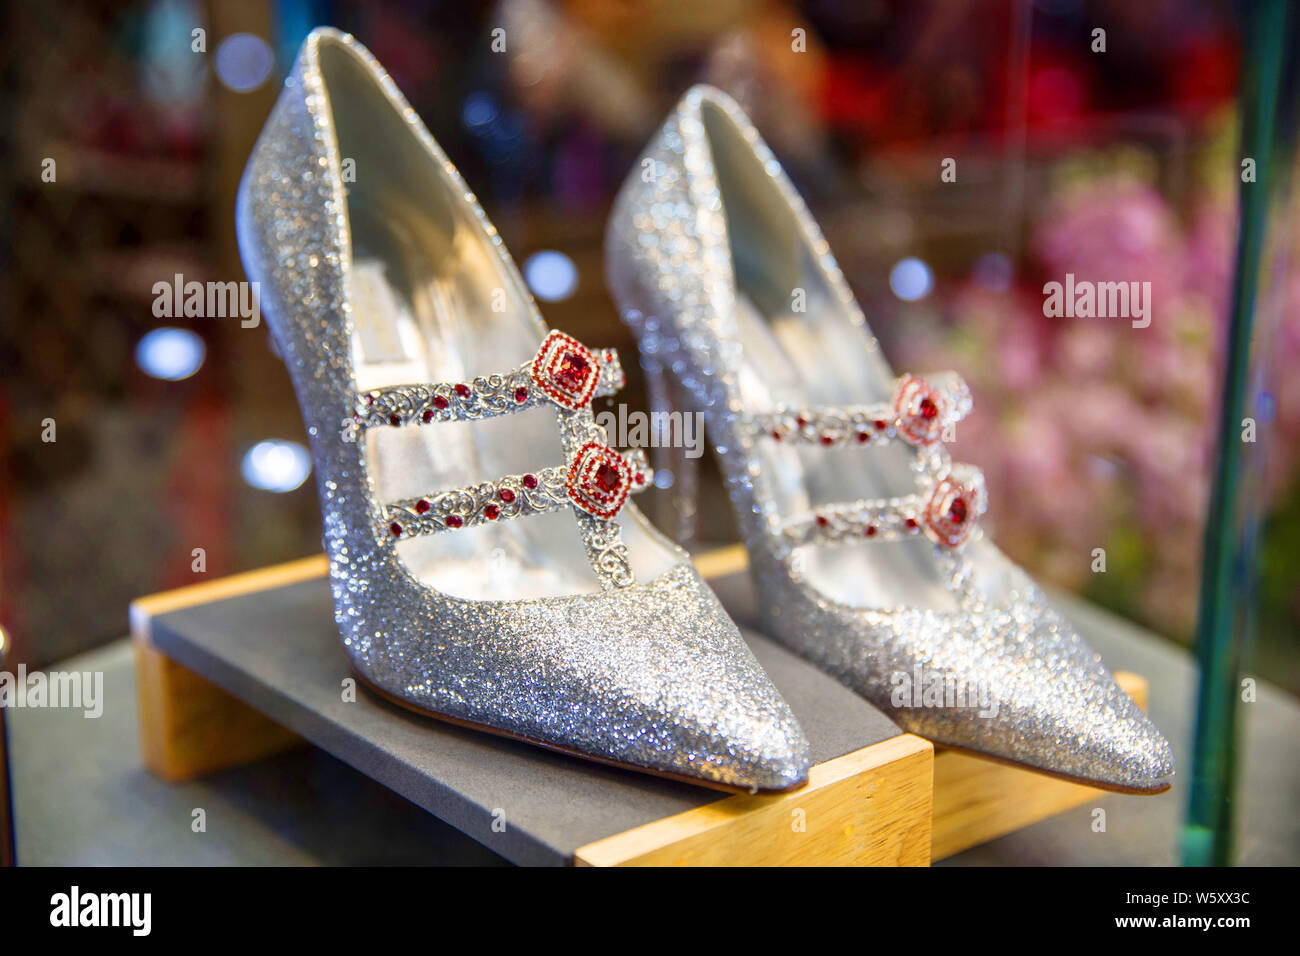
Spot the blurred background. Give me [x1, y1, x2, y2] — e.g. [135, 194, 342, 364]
[0, 0, 1295, 701]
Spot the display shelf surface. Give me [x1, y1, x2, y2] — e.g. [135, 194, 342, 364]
[131, 559, 908, 866]
[11, 555, 1300, 865]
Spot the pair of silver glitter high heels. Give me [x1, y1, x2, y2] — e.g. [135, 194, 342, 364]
[238, 28, 1174, 794]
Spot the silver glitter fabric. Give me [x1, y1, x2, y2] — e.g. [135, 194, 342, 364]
[606, 85, 1175, 792]
[236, 30, 810, 791]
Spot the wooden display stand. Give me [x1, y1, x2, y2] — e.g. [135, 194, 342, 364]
[130, 549, 1148, 866]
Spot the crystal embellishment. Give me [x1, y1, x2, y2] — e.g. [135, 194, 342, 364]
[530, 330, 600, 410]
[922, 471, 985, 548]
[893, 374, 947, 446]
[566, 441, 635, 519]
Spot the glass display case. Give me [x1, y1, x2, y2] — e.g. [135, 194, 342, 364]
[1, 0, 1297, 878]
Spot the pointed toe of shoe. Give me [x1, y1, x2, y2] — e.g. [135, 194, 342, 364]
[991, 686, 1176, 793]
[585, 574, 812, 792]
[378, 564, 811, 792]
[993, 611, 1177, 792]
[689, 704, 812, 792]
[637, 694, 810, 792]
[747, 731, 813, 791]
[867, 596, 1175, 794]
[1065, 701, 1175, 793]
[918, 665, 1176, 793]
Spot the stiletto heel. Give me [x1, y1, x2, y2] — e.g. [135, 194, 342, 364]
[641, 348, 701, 548]
[605, 85, 1174, 794]
[237, 32, 809, 792]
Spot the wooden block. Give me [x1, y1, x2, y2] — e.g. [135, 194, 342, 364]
[129, 557, 325, 781]
[574, 733, 933, 866]
[130, 552, 930, 866]
[130, 546, 1153, 864]
[930, 671, 1148, 860]
[130, 554, 328, 624]
[133, 642, 301, 782]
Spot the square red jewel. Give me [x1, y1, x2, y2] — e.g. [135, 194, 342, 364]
[566, 441, 633, 519]
[529, 330, 599, 410]
[923, 474, 981, 548]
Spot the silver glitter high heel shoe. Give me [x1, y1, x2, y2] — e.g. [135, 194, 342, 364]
[605, 85, 1175, 794]
[236, 32, 810, 793]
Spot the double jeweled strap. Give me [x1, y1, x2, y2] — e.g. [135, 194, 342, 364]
[353, 330, 649, 588]
[761, 373, 985, 551]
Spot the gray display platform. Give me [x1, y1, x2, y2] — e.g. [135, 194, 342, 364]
[10, 569, 1300, 865]
[142, 569, 902, 866]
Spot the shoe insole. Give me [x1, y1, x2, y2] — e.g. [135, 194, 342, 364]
[733, 291, 966, 613]
[318, 38, 676, 601]
[697, 93, 995, 613]
[347, 196, 674, 600]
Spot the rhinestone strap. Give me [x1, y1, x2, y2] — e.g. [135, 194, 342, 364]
[384, 449, 651, 541]
[354, 337, 624, 429]
[360, 330, 645, 589]
[751, 372, 971, 449]
[781, 464, 986, 550]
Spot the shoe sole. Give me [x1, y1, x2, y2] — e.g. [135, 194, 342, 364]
[353, 669, 808, 796]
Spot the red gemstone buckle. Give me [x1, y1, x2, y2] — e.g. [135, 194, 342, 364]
[923, 473, 982, 548]
[530, 330, 599, 411]
[566, 441, 634, 519]
[893, 375, 947, 446]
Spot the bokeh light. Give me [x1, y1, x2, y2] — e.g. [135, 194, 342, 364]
[215, 33, 274, 92]
[135, 327, 206, 381]
[241, 440, 312, 493]
[889, 257, 934, 301]
[461, 91, 498, 129]
[523, 250, 578, 301]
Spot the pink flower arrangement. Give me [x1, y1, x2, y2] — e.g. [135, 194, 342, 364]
[895, 168, 1300, 636]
